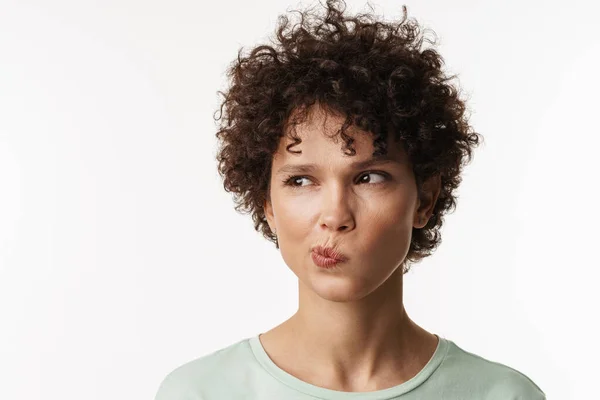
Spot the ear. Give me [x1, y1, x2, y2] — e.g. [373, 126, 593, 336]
[264, 197, 276, 234]
[413, 174, 441, 229]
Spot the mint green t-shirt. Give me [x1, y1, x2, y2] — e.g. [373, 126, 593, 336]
[154, 334, 545, 399]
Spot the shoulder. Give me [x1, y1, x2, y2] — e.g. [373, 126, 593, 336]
[154, 337, 253, 400]
[441, 339, 546, 399]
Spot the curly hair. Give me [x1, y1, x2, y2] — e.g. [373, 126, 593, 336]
[214, 0, 481, 272]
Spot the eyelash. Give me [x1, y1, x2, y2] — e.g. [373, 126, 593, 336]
[282, 171, 390, 188]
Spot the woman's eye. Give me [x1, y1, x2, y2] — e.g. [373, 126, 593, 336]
[358, 172, 387, 184]
[284, 172, 388, 188]
[288, 176, 312, 187]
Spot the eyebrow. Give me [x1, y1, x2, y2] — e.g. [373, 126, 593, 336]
[275, 154, 401, 176]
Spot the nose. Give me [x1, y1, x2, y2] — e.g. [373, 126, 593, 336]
[318, 183, 356, 233]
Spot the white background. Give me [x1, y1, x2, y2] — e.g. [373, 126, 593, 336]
[1, 0, 598, 399]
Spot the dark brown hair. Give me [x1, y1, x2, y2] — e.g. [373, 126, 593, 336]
[214, 0, 481, 272]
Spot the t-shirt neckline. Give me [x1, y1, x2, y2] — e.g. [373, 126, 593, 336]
[249, 333, 449, 399]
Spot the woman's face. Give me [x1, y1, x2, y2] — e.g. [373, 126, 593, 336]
[264, 108, 436, 302]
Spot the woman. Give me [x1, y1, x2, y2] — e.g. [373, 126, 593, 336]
[155, 1, 545, 398]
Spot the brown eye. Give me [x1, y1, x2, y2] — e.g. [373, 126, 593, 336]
[293, 177, 309, 186]
[284, 176, 312, 187]
[358, 172, 388, 184]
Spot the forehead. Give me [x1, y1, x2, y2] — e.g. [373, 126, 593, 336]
[274, 106, 403, 161]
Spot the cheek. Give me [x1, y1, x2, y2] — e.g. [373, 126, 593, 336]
[272, 194, 317, 272]
[273, 194, 315, 236]
[358, 194, 416, 255]
[274, 187, 313, 214]
[365, 187, 416, 225]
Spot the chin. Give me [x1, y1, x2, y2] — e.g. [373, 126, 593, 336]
[304, 274, 377, 302]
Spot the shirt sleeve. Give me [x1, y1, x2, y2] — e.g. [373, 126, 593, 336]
[486, 368, 546, 400]
[154, 371, 200, 400]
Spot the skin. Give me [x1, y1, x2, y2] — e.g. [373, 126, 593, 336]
[263, 104, 442, 392]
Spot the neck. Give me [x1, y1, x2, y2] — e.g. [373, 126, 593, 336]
[278, 267, 436, 391]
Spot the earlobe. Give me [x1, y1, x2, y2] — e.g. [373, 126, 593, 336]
[414, 174, 441, 228]
[413, 213, 427, 229]
[264, 200, 275, 232]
